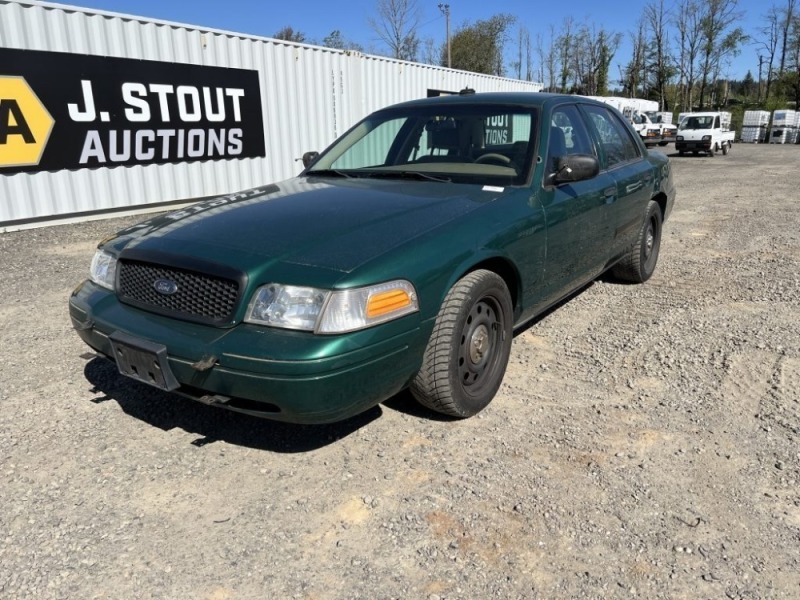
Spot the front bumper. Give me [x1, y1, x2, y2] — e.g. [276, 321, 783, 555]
[642, 130, 662, 146]
[675, 140, 711, 152]
[659, 132, 677, 144]
[70, 281, 428, 423]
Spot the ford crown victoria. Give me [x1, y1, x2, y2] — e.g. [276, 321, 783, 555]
[69, 92, 676, 423]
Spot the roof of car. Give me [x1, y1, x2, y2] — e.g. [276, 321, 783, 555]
[381, 92, 606, 111]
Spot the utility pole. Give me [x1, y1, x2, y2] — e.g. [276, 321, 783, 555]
[757, 54, 764, 103]
[438, 3, 451, 68]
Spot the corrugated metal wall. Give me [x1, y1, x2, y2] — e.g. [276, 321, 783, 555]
[0, 0, 542, 228]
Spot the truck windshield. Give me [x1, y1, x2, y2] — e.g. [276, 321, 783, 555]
[680, 116, 713, 130]
[306, 104, 539, 187]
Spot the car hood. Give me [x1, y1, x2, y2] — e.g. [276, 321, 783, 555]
[112, 176, 505, 276]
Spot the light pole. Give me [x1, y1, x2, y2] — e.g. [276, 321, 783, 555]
[438, 3, 451, 68]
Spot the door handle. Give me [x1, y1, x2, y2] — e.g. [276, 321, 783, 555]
[603, 186, 617, 203]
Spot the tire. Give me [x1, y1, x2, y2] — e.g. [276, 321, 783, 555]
[611, 200, 663, 283]
[722, 141, 729, 155]
[658, 141, 669, 146]
[708, 144, 716, 157]
[411, 270, 513, 418]
[678, 150, 685, 156]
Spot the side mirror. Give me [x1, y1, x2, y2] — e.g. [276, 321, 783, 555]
[552, 154, 600, 184]
[301, 151, 320, 169]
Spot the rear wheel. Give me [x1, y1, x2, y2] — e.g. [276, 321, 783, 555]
[411, 270, 513, 418]
[611, 201, 663, 283]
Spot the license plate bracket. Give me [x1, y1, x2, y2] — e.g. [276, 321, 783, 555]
[108, 331, 180, 392]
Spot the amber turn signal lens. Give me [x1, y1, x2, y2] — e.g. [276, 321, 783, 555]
[366, 289, 412, 318]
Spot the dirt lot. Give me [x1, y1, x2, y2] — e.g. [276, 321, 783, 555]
[1, 143, 799, 599]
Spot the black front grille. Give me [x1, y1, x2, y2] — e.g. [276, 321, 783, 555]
[118, 260, 241, 325]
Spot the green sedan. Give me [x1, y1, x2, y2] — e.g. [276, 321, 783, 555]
[69, 92, 675, 423]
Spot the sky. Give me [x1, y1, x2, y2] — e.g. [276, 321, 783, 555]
[65, 0, 776, 82]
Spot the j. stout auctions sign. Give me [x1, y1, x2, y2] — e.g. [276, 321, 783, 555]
[0, 48, 265, 174]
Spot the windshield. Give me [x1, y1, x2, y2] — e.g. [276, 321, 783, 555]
[307, 104, 539, 186]
[679, 116, 713, 130]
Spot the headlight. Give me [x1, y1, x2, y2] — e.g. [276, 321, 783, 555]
[702, 135, 711, 141]
[90, 249, 117, 290]
[245, 280, 418, 333]
[245, 284, 327, 330]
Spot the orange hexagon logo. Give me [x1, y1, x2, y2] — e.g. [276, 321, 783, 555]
[0, 76, 54, 168]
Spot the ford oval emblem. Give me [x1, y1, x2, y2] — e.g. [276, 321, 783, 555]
[154, 278, 178, 295]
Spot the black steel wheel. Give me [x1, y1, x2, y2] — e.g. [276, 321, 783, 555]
[611, 200, 663, 283]
[411, 270, 513, 418]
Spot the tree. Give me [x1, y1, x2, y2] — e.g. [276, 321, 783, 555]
[644, 0, 676, 109]
[740, 69, 756, 100]
[758, 6, 781, 103]
[510, 26, 533, 81]
[778, 0, 797, 75]
[623, 19, 648, 97]
[273, 26, 306, 43]
[368, 0, 421, 61]
[696, 0, 747, 108]
[779, 7, 800, 107]
[556, 17, 575, 92]
[675, 0, 703, 110]
[322, 30, 363, 52]
[444, 14, 516, 76]
[536, 26, 558, 91]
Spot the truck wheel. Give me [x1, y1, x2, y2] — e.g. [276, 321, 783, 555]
[708, 144, 716, 157]
[411, 270, 513, 418]
[722, 142, 729, 155]
[611, 201, 662, 284]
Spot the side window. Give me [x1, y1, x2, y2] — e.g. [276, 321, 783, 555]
[548, 105, 594, 173]
[583, 105, 640, 169]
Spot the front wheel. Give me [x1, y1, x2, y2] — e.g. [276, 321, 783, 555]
[611, 200, 663, 283]
[411, 270, 513, 418]
[722, 141, 729, 155]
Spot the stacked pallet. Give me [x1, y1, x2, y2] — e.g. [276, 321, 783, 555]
[769, 110, 798, 144]
[741, 110, 770, 143]
[795, 112, 800, 144]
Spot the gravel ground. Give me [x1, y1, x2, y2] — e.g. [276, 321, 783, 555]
[1, 143, 799, 599]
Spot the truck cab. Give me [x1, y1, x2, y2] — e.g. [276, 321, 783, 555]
[625, 108, 661, 147]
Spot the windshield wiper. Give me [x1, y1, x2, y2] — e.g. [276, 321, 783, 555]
[305, 169, 354, 179]
[362, 170, 452, 183]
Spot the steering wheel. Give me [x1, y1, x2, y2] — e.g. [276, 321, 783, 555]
[474, 153, 512, 165]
